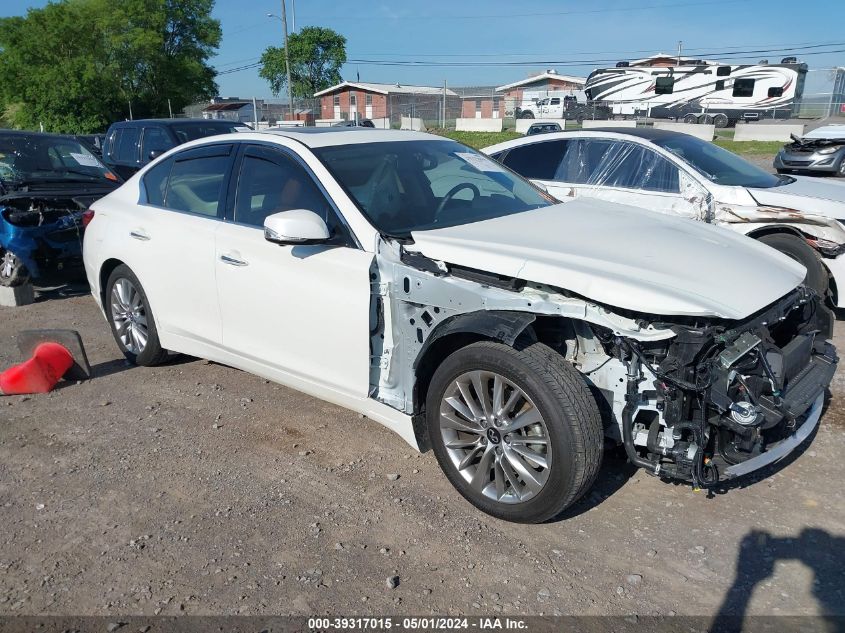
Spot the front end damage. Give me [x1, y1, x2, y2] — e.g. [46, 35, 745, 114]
[0, 194, 94, 283]
[370, 239, 837, 490]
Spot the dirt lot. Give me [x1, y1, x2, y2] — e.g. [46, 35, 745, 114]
[0, 284, 844, 620]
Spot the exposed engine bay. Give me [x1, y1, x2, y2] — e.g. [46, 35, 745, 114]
[1, 193, 91, 228]
[370, 239, 837, 490]
[0, 192, 103, 284]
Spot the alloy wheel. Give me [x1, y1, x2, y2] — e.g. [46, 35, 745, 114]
[439, 370, 552, 504]
[110, 277, 149, 354]
[0, 250, 18, 282]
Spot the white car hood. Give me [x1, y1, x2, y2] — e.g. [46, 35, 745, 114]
[409, 199, 805, 320]
[749, 177, 845, 219]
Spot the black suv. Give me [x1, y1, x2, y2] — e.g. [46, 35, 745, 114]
[102, 119, 252, 179]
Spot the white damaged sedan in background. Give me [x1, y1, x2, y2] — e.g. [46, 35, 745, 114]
[83, 129, 837, 523]
[484, 128, 845, 304]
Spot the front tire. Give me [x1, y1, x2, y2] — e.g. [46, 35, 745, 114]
[683, 113, 699, 124]
[105, 265, 168, 366]
[757, 233, 828, 298]
[519, 111, 535, 119]
[426, 341, 603, 523]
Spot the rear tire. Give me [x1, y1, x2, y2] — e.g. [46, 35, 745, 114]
[426, 340, 603, 523]
[105, 264, 168, 366]
[713, 113, 729, 128]
[757, 233, 828, 298]
[520, 111, 535, 119]
[0, 249, 29, 287]
[838, 158, 845, 178]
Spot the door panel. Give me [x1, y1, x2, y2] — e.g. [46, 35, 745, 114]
[126, 144, 234, 346]
[215, 143, 372, 396]
[215, 225, 373, 396]
[129, 207, 222, 344]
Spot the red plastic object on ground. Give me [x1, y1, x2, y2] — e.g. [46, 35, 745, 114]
[0, 342, 74, 395]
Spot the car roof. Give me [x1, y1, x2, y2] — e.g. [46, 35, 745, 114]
[571, 127, 684, 141]
[481, 127, 691, 154]
[257, 128, 442, 148]
[0, 129, 88, 141]
[108, 118, 243, 127]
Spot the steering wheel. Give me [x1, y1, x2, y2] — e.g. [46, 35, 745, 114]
[434, 183, 480, 219]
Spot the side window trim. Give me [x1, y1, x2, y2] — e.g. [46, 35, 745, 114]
[229, 141, 361, 249]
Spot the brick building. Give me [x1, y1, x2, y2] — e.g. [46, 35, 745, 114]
[495, 70, 586, 108]
[313, 81, 461, 125]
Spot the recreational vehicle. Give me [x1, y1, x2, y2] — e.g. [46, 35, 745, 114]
[584, 59, 807, 127]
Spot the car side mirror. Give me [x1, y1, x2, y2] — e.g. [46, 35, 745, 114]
[263, 209, 330, 245]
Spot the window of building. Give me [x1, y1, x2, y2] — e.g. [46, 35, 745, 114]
[732, 78, 756, 98]
[366, 94, 372, 105]
[333, 95, 340, 106]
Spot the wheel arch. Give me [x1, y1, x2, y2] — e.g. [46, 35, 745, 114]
[744, 224, 806, 241]
[99, 258, 127, 306]
[412, 311, 538, 424]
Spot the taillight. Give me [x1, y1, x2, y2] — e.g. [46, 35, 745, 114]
[81, 210, 95, 227]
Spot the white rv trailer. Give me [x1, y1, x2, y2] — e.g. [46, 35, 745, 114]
[584, 60, 807, 127]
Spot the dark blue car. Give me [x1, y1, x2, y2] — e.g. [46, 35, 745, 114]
[0, 131, 121, 287]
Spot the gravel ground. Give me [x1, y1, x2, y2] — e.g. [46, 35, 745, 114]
[1, 284, 844, 619]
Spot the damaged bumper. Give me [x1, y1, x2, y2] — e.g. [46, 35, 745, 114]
[724, 394, 823, 478]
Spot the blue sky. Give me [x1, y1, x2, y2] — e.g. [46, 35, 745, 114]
[3, 0, 844, 98]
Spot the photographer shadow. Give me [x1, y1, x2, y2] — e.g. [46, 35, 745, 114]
[712, 528, 845, 632]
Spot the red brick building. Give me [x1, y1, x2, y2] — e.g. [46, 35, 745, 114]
[314, 81, 460, 125]
[495, 70, 586, 111]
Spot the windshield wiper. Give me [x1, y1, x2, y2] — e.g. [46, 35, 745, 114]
[27, 170, 109, 184]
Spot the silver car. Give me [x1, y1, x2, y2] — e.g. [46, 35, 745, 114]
[774, 124, 845, 176]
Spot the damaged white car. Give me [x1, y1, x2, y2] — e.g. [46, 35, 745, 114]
[83, 129, 837, 523]
[484, 128, 845, 303]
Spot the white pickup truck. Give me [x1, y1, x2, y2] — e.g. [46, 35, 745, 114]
[516, 94, 610, 122]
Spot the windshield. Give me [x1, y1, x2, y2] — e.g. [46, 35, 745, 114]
[654, 134, 787, 188]
[0, 133, 117, 188]
[313, 140, 552, 237]
[170, 122, 251, 143]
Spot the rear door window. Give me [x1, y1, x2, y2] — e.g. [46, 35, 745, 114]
[116, 127, 141, 164]
[141, 127, 176, 160]
[501, 140, 569, 180]
[162, 144, 233, 218]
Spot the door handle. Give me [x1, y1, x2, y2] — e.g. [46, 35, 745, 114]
[130, 230, 150, 241]
[220, 254, 248, 267]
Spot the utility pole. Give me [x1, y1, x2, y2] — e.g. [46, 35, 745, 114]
[253, 96, 259, 129]
[677, 41, 682, 66]
[281, 0, 293, 120]
[291, 0, 296, 32]
[442, 80, 447, 129]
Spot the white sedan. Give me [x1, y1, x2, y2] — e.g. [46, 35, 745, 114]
[83, 128, 836, 522]
[483, 128, 845, 304]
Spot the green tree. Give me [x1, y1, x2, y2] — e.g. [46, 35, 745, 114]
[259, 26, 346, 98]
[0, 0, 221, 134]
